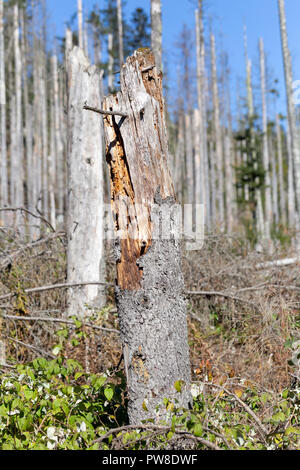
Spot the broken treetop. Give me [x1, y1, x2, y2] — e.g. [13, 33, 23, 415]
[103, 49, 176, 290]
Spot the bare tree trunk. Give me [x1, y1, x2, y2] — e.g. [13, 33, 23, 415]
[287, 123, 296, 227]
[151, 0, 162, 72]
[65, 27, 73, 55]
[0, 0, 8, 214]
[117, 0, 124, 66]
[13, 5, 24, 217]
[195, 3, 209, 226]
[185, 112, 194, 207]
[209, 139, 217, 227]
[278, 0, 300, 241]
[269, 134, 279, 226]
[77, 0, 83, 49]
[210, 33, 224, 226]
[21, 9, 36, 234]
[259, 38, 272, 240]
[108, 33, 114, 92]
[103, 50, 191, 424]
[49, 70, 56, 230]
[224, 132, 234, 233]
[40, 54, 48, 220]
[52, 54, 64, 228]
[31, 13, 42, 237]
[174, 112, 185, 202]
[244, 30, 264, 240]
[276, 114, 287, 225]
[66, 47, 105, 319]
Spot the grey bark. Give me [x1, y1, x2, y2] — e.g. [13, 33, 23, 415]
[117, 0, 124, 66]
[185, 112, 194, 206]
[108, 33, 114, 92]
[0, 0, 8, 213]
[103, 50, 191, 424]
[244, 31, 264, 238]
[77, 0, 83, 50]
[278, 0, 300, 239]
[276, 114, 287, 225]
[13, 5, 24, 214]
[151, 0, 162, 72]
[195, 4, 209, 226]
[66, 47, 105, 318]
[259, 38, 272, 240]
[210, 34, 224, 226]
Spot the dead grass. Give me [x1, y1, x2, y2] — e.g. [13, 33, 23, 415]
[0, 226, 299, 392]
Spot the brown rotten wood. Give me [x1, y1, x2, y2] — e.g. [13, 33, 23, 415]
[101, 49, 191, 425]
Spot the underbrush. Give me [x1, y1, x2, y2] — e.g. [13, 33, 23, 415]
[0, 354, 299, 450]
[0, 227, 300, 449]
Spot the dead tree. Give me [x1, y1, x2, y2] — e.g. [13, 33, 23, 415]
[66, 47, 105, 318]
[102, 49, 191, 424]
[151, 0, 162, 72]
[0, 0, 8, 214]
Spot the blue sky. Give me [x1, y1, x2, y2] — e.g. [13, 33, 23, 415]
[47, 0, 300, 120]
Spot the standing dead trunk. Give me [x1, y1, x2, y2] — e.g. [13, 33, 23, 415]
[66, 47, 105, 318]
[117, 0, 124, 66]
[195, 3, 209, 226]
[259, 38, 272, 240]
[0, 0, 8, 214]
[185, 112, 194, 206]
[108, 33, 114, 92]
[77, 0, 83, 50]
[151, 0, 162, 72]
[276, 114, 287, 225]
[278, 0, 300, 240]
[210, 33, 224, 225]
[102, 49, 191, 424]
[13, 5, 24, 215]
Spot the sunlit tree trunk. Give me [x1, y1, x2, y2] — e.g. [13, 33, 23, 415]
[259, 38, 272, 240]
[117, 0, 124, 66]
[77, 0, 83, 49]
[195, 3, 209, 227]
[66, 47, 105, 318]
[13, 5, 24, 216]
[0, 0, 8, 214]
[108, 33, 114, 92]
[103, 50, 191, 425]
[276, 114, 287, 225]
[278, 0, 300, 241]
[151, 0, 162, 72]
[210, 33, 224, 226]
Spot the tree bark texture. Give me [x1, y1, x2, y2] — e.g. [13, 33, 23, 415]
[103, 49, 191, 424]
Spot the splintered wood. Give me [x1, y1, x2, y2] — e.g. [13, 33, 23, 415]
[103, 49, 175, 290]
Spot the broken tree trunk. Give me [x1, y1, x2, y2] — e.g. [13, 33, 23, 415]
[66, 47, 105, 318]
[102, 49, 191, 424]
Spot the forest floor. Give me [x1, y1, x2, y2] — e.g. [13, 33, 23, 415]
[0, 225, 299, 449]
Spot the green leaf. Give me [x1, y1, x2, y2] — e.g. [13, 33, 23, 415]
[104, 386, 114, 401]
[193, 423, 203, 437]
[174, 380, 185, 393]
[142, 401, 148, 412]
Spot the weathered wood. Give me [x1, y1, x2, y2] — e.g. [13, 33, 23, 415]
[103, 49, 191, 424]
[0, 0, 8, 215]
[151, 0, 162, 72]
[278, 0, 300, 240]
[66, 47, 105, 318]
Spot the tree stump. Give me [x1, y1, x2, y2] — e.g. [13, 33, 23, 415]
[103, 49, 191, 424]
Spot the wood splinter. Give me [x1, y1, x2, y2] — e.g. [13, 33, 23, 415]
[83, 103, 128, 118]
